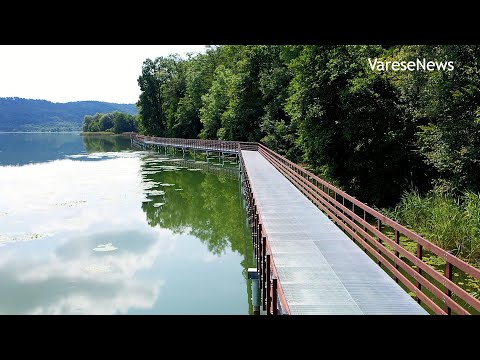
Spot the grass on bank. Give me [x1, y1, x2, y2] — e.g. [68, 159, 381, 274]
[383, 191, 480, 266]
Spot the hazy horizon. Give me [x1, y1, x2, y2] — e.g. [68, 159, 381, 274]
[1, 96, 138, 105]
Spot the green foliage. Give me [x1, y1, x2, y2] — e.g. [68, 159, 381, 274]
[391, 190, 480, 264]
[199, 65, 229, 139]
[286, 45, 428, 206]
[82, 111, 137, 134]
[387, 45, 480, 194]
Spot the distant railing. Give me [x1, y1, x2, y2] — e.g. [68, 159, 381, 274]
[257, 144, 480, 315]
[132, 134, 240, 154]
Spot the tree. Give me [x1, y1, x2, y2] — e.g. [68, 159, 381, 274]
[389, 45, 480, 194]
[286, 45, 426, 206]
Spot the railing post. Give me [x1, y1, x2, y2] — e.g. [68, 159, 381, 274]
[377, 219, 382, 267]
[394, 230, 400, 283]
[259, 235, 264, 291]
[363, 209, 367, 252]
[445, 262, 453, 315]
[416, 243, 423, 304]
[254, 209, 258, 256]
[262, 238, 267, 311]
[351, 203, 356, 242]
[272, 277, 278, 315]
[258, 223, 262, 267]
[266, 254, 271, 315]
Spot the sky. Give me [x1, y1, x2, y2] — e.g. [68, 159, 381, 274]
[0, 45, 207, 104]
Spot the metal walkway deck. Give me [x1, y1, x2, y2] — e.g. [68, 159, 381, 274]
[242, 150, 427, 315]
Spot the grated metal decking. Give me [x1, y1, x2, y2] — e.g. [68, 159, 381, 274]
[241, 150, 427, 315]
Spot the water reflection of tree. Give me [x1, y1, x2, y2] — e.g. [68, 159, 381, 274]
[140, 162, 253, 280]
[82, 135, 132, 153]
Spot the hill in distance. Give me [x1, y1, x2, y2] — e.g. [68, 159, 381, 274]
[0, 97, 138, 132]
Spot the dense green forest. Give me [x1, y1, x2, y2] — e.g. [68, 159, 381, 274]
[0, 97, 137, 132]
[136, 45, 480, 206]
[82, 111, 138, 133]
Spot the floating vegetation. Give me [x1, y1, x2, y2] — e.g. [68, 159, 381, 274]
[144, 157, 169, 162]
[0, 232, 54, 245]
[52, 200, 87, 208]
[174, 188, 184, 191]
[153, 202, 165, 208]
[159, 165, 181, 170]
[145, 190, 165, 196]
[159, 183, 175, 187]
[187, 168, 202, 172]
[143, 181, 161, 190]
[163, 158, 185, 162]
[92, 243, 118, 252]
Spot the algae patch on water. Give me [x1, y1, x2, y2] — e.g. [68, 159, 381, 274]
[52, 200, 87, 208]
[145, 190, 165, 196]
[0, 232, 54, 245]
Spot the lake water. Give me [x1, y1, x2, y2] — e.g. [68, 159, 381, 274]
[0, 133, 253, 314]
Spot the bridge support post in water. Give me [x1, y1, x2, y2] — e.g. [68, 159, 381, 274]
[248, 268, 261, 315]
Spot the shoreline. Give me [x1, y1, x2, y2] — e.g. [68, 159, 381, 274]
[80, 132, 134, 136]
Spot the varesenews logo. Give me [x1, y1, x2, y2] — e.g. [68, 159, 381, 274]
[368, 58, 454, 71]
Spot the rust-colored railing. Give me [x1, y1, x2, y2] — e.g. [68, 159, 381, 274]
[257, 143, 480, 315]
[240, 150, 289, 314]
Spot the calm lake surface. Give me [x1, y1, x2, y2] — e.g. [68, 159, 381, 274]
[0, 133, 253, 314]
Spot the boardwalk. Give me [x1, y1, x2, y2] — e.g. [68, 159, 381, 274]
[242, 150, 427, 315]
[132, 134, 480, 315]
